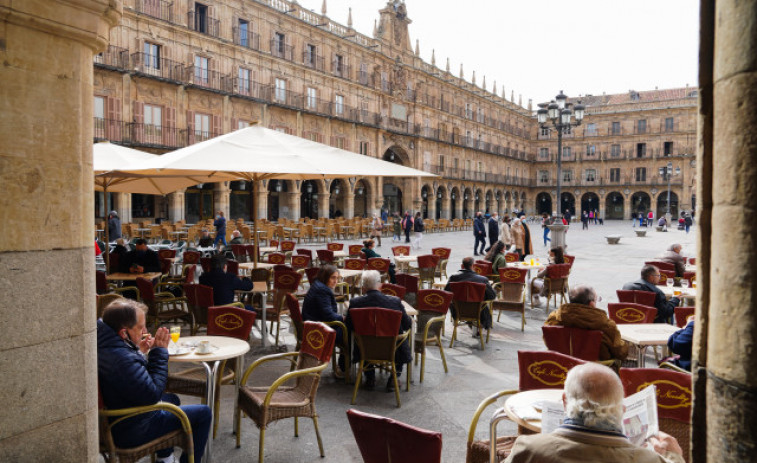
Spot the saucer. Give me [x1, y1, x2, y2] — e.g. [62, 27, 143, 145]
[168, 347, 191, 356]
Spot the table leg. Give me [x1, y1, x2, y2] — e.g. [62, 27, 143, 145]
[407, 320, 414, 388]
[260, 306, 268, 347]
[232, 356, 243, 435]
[201, 360, 221, 463]
[638, 346, 647, 368]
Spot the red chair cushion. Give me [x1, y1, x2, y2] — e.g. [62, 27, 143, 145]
[546, 263, 571, 278]
[395, 273, 419, 294]
[674, 307, 695, 328]
[273, 269, 302, 291]
[416, 289, 453, 314]
[350, 307, 402, 337]
[517, 350, 585, 391]
[380, 283, 407, 299]
[499, 267, 528, 284]
[207, 305, 256, 339]
[346, 409, 443, 463]
[431, 247, 451, 259]
[620, 368, 692, 423]
[392, 246, 410, 256]
[542, 326, 603, 361]
[608, 303, 657, 324]
[417, 254, 439, 269]
[286, 293, 303, 323]
[327, 242, 344, 251]
[300, 321, 336, 362]
[367, 258, 390, 272]
[449, 281, 486, 302]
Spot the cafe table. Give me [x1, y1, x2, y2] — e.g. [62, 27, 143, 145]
[168, 335, 250, 463]
[507, 261, 546, 297]
[238, 262, 276, 274]
[617, 323, 680, 366]
[106, 272, 162, 282]
[394, 254, 417, 272]
[661, 286, 697, 304]
[499, 388, 565, 434]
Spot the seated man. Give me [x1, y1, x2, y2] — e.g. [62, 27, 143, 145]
[544, 285, 628, 362]
[198, 229, 214, 248]
[658, 243, 686, 277]
[97, 299, 211, 463]
[119, 238, 160, 274]
[229, 230, 245, 245]
[345, 270, 412, 391]
[668, 316, 694, 371]
[504, 363, 685, 463]
[199, 254, 253, 307]
[444, 256, 495, 335]
[622, 265, 678, 323]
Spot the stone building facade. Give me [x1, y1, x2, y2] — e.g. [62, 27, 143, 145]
[93, 0, 696, 224]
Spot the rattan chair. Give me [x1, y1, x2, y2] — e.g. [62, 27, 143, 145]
[264, 269, 302, 345]
[465, 389, 519, 463]
[181, 283, 214, 335]
[431, 247, 451, 280]
[135, 277, 192, 329]
[542, 263, 571, 312]
[347, 409, 443, 463]
[414, 289, 453, 383]
[417, 254, 440, 289]
[448, 281, 491, 350]
[235, 322, 336, 463]
[492, 267, 528, 331]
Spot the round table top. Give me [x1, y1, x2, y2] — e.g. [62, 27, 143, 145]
[503, 388, 564, 433]
[167, 335, 250, 363]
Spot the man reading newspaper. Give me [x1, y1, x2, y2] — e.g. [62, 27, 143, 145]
[505, 363, 684, 463]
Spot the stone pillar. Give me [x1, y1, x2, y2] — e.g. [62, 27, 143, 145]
[426, 196, 436, 220]
[115, 192, 131, 223]
[598, 195, 606, 221]
[0, 1, 121, 461]
[286, 191, 301, 221]
[624, 193, 632, 220]
[214, 181, 230, 217]
[694, 1, 757, 462]
[255, 189, 267, 220]
[168, 190, 185, 222]
[318, 193, 330, 219]
[441, 196, 450, 219]
[344, 191, 355, 219]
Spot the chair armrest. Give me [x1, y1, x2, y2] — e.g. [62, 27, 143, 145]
[467, 389, 519, 443]
[240, 352, 300, 384]
[660, 361, 690, 374]
[334, 282, 350, 299]
[113, 286, 140, 299]
[492, 282, 502, 292]
[421, 314, 447, 340]
[155, 293, 186, 303]
[101, 402, 193, 437]
[323, 320, 349, 347]
[395, 330, 410, 348]
[261, 362, 329, 408]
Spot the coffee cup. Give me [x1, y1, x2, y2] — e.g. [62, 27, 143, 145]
[197, 341, 211, 354]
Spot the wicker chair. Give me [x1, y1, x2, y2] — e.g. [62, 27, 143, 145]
[492, 267, 528, 331]
[366, 257, 391, 282]
[616, 289, 656, 306]
[431, 247, 451, 280]
[675, 306, 695, 327]
[350, 307, 410, 407]
[414, 289, 453, 382]
[166, 304, 254, 438]
[347, 409, 443, 463]
[620, 368, 692, 462]
[417, 254, 440, 289]
[135, 277, 192, 329]
[98, 391, 195, 463]
[608, 303, 658, 324]
[542, 263, 571, 312]
[448, 281, 491, 350]
[392, 245, 410, 256]
[181, 284, 214, 335]
[348, 244, 364, 258]
[380, 283, 407, 299]
[96, 293, 124, 319]
[236, 321, 336, 463]
[263, 269, 302, 345]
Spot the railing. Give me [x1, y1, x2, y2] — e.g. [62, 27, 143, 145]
[185, 128, 222, 146]
[272, 87, 304, 109]
[233, 27, 260, 50]
[232, 78, 272, 100]
[130, 122, 181, 147]
[348, 108, 381, 126]
[131, 52, 184, 81]
[94, 45, 129, 69]
[332, 62, 351, 79]
[187, 11, 220, 38]
[358, 71, 375, 88]
[94, 118, 127, 142]
[303, 52, 325, 71]
[304, 96, 332, 115]
[184, 66, 232, 92]
[270, 40, 294, 60]
[135, 0, 173, 22]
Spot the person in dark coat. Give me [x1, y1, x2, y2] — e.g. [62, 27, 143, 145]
[198, 254, 253, 307]
[108, 210, 122, 241]
[444, 256, 495, 334]
[213, 211, 227, 248]
[302, 264, 346, 373]
[622, 264, 678, 323]
[473, 211, 487, 255]
[97, 299, 211, 463]
[668, 317, 694, 371]
[401, 210, 413, 243]
[345, 270, 412, 391]
[119, 238, 161, 273]
[198, 229, 214, 248]
[485, 212, 500, 252]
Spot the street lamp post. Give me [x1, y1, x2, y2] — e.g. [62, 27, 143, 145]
[658, 161, 681, 223]
[537, 91, 585, 250]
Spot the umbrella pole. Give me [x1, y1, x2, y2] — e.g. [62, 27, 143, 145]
[104, 184, 110, 274]
[253, 179, 258, 268]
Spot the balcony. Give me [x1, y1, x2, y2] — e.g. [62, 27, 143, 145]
[131, 53, 184, 82]
[233, 27, 260, 50]
[186, 128, 222, 145]
[303, 52, 325, 72]
[232, 79, 272, 101]
[385, 117, 414, 134]
[272, 87, 304, 109]
[130, 122, 181, 148]
[187, 11, 220, 38]
[184, 66, 232, 93]
[270, 40, 294, 61]
[303, 96, 332, 115]
[94, 118, 126, 142]
[358, 71, 375, 88]
[332, 62, 351, 79]
[95, 45, 129, 70]
[135, 0, 174, 23]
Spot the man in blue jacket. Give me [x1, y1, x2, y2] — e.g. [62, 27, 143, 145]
[622, 264, 678, 323]
[97, 299, 210, 463]
[345, 270, 412, 391]
[473, 211, 487, 255]
[199, 254, 253, 307]
[213, 210, 227, 248]
[668, 317, 694, 371]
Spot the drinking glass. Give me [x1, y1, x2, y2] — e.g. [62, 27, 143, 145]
[170, 326, 181, 345]
[681, 279, 689, 290]
[666, 278, 674, 289]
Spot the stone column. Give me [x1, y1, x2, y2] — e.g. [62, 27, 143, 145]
[598, 194, 606, 221]
[0, 1, 121, 461]
[115, 192, 131, 223]
[694, 1, 757, 462]
[286, 191, 301, 221]
[343, 191, 355, 219]
[441, 196, 450, 219]
[623, 193, 632, 220]
[214, 181, 230, 217]
[426, 195, 436, 220]
[318, 193, 330, 219]
[168, 190, 185, 222]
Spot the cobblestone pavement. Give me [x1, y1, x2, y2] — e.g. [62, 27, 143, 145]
[126, 220, 698, 463]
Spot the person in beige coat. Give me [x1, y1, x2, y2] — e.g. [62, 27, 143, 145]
[499, 215, 513, 247]
[504, 363, 685, 463]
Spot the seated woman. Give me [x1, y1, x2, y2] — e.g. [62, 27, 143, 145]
[302, 264, 346, 373]
[530, 246, 565, 306]
[361, 239, 396, 283]
[484, 240, 508, 274]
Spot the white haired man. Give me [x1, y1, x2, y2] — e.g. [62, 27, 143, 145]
[345, 270, 412, 391]
[504, 363, 684, 463]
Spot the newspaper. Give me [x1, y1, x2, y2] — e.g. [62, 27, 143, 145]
[541, 385, 659, 446]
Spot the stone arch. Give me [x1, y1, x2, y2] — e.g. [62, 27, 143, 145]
[560, 192, 576, 216]
[267, 179, 290, 220]
[450, 186, 461, 220]
[329, 179, 348, 218]
[536, 192, 552, 215]
[485, 189, 494, 214]
[580, 192, 600, 216]
[382, 145, 410, 166]
[631, 191, 651, 217]
[463, 187, 474, 219]
[495, 190, 503, 213]
[353, 179, 371, 218]
[435, 184, 448, 220]
[300, 180, 321, 219]
[604, 191, 625, 220]
[520, 192, 527, 213]
[420, 184, 433, 219]
[656, 191, 680, 219]
[474, 188, 484, 213]
[504, 191, 512, 212]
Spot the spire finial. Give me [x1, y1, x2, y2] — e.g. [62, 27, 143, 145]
[446, 57, 450, 73]
[431, 49, 436, 66]
[501, 85, 505, 99]
[472, 70, 476, 85]
[459, 63, 464, 79]
[415, 39, 420, 56]
[373, 19, 377, 37]
[493, 80, 497, 94]
[519, 94, 522, 106]
[321, 0, 327, 16]
[511, 90, 515, 102]
[347, 7, 353, 27]
[482, 75, 486, 89]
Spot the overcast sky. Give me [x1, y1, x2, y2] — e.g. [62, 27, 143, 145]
[297, 0, 700, 106]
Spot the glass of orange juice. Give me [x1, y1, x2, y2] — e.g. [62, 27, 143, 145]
[170, 326, 181, 345]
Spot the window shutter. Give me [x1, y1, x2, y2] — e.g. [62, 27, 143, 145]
[164, 106, 176, 146]
[132, 101, 144, 143]
[107, 97, 122, 141]
[231, 118, 238, 131]
[212, 114, 222, 136]
[187, 110, 195, 145]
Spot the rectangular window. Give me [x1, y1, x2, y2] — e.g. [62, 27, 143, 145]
[562, 146, 571, 158]
[664, 141, 673, 156]
[238, 68, 251, 95]
[238, 19, 249, 47]
[637, 143, 647, 157]
[562, 170, 573, 182]
[540, 127, 550, 137]
[194, 3, 208, 33]
[307, 87, 317, 109]
[335, 138, 345, 149]
[275, 78, 286, 102]
[238, 120, 250, 129]
[610, 168, 621, 182]
[94, 96, 105, 138]
[359, 62, 369, 85]
[335, 94, 344, 115]
[194, 56, 209, 84]
[635, 167, 647, 182]
[144, 42, 161, 70]
[334, 54, 344, 76]
[465, 103, 473, 119]
[274, 32, 285, 57]
[305, 44, 316, 67]
[585, 169, 596, 182]
[194, 113, 210, 141]
[539, 170, 549, 183]
[439, 155, 445, 169]
[611, 144, 621, 157]
[143, 104, 162, 142]
[665, 117, 674, 132]
[586, 123, 597, 135]
[477, 108, 485, 123]
[539, 147, 549, 159]
[359, 141, 369, 155]
[381, 72, 389, 92]
[586, 145, 596, 156]
[637, 119, 647, 134]
[612, 122, 620, 135]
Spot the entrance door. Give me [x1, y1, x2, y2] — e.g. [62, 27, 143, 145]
[383, 183, 403, 215]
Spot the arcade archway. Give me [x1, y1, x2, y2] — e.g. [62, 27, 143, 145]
[536, 192, 552, 215]
[605, 191, 625, 220]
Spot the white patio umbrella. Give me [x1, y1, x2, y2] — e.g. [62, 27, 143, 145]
[144, 125, 436, 266]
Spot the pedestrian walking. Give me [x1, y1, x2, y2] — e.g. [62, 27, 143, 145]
[213, 210, 227, 248]
[542, 212, 553, 246]
[581, 211, 589, 230]
[370, 213, 383, 246]
[412, 212, 424, 249]
[401, 211, 413, 243]
[684, 212, 693, 234]
[392, 213, 401, 242]
[485, 212, 499, 252]
[473, 211, 487, 255]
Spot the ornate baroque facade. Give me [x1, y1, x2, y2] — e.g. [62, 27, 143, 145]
[93, 0, 696, 223]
